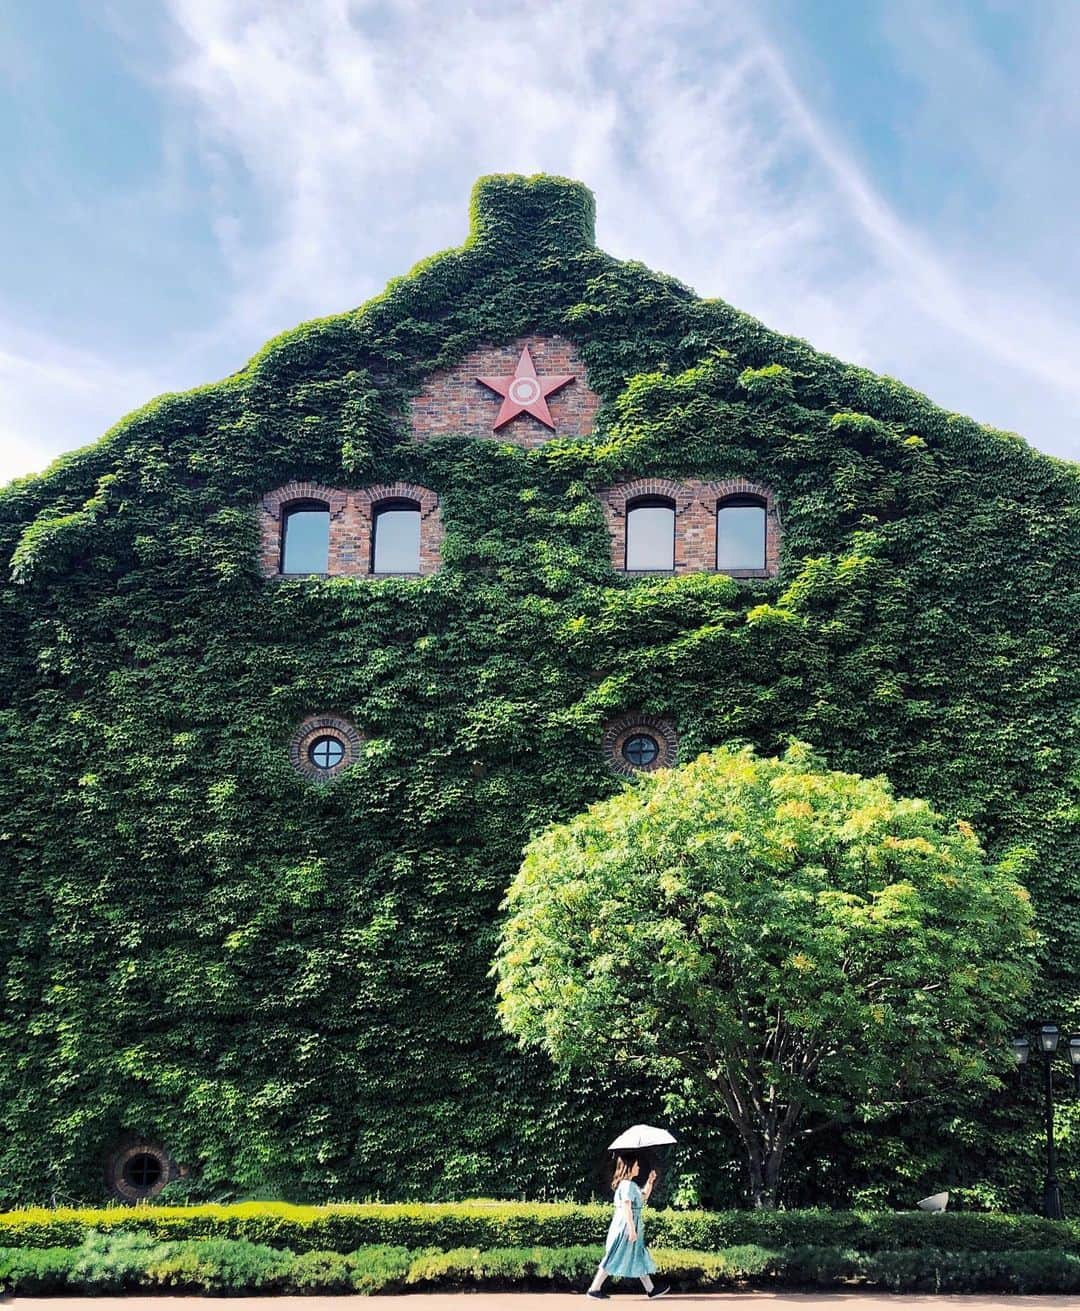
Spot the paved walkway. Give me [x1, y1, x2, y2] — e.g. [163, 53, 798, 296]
[10, 1297, 1080, 1308]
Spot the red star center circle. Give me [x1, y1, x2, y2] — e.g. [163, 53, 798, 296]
[476, 346, 575, 431]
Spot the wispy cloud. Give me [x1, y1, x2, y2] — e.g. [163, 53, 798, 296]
[2, 0, 1078, 486]
[0, 321, 165, 485]
[754, 32, 1080, 404]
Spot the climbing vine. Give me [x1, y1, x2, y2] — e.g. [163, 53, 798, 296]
[0, 174, 1077, 1209]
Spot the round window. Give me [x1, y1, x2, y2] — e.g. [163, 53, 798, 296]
[105, 1141, 173, 1201]
[602, 714, 678, 777]
[123, 1152, 163, 1191]
[289, 714, 365, 782]
[621, 734, 660, 767]
[308, 735, 345, 770]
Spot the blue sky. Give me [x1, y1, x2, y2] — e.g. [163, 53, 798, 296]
[2, 0, 1079, 484]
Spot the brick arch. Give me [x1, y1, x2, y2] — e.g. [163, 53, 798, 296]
[105, 1140, 176, 1202]
[356, 482, 439, 518]
[360, 482, 443, 576]
[698, 478, 779, 520]
[260, 480, 348, 522]
[599, 478, 696, 517]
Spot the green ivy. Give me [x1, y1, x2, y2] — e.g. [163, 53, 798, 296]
[0, 172, 1077, 1208]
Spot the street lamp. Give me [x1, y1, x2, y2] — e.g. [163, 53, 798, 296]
[1011, 1023, 1080, 1220]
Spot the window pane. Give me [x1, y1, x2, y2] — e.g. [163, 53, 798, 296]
[622, 734, 660, 767]
[282, 509, 329, 573]
[717, 504, 766, 570]
[373, 509, 421, 573]
[308, 736, 345, 769]
[626, 505, 675, 570]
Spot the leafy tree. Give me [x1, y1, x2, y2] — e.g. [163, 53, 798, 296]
[495, 744, 1037, 1208]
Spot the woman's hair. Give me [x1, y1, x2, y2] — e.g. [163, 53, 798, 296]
[611, 1152, 644, 1191]
[611, 1153, 638, 1190]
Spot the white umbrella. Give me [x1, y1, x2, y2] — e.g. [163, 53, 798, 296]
[608, 1124, 678, 1151]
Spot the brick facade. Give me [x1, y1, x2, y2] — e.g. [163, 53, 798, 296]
[598, 477, 780, 577]
[258, 479, 443, 579]
[409, 335, 601, 447]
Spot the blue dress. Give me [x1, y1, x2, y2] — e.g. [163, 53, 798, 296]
[602, 1178, 657, 1277]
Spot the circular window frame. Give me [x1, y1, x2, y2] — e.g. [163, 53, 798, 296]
[106, 1142, 173, 1202]
[602, 713, 678, 777]
[289, 714, 364, 782]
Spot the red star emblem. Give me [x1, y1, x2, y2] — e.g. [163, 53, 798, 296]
[476, 346, 575, 431]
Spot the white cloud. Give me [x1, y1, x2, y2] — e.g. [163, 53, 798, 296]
[2, 0, 1078, 486]
[0, 325, 166, 485]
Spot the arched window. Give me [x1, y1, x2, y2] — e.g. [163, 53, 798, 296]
[372, 499, 421, 574]
[625, 496, 675, 572]
[281, 501, 330, 574]
[716, 495, 767, 572]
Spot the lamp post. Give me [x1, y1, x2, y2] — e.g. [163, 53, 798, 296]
[1011, 1023, 1080, 1220]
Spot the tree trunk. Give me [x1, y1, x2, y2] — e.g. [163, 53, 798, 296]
[746, 1151, 769, 1209]
[711, 1066, 796, 1209]
[743, 1134, 786, 1208]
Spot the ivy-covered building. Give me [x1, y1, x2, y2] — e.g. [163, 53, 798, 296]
[1, 174, 1077, 1208]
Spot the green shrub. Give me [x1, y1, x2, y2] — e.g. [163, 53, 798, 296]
[282, 1248, 358, 1294]
[778, 1243, 863, 1286]
[405, 1243, 602, 1290]
[651, 1206, 1079, 1253]
[999, 1249, 1080, 1293]
[6, 1234, 1080, 1295]
[0, 1245, 75, 1294]
[145, 1237, 293, 1293]
[401, 1242, 782, 1292]
[650, 1245, 777, 1287]
[3, 1200, 1076, 1257]
[846, 1210, 1075, 1253]
[340, 1246, 414, 1295]
[773, 1246, 1080, 1294]
[0, 1200, 607, 1252]
[68, 1230, 174, 1293]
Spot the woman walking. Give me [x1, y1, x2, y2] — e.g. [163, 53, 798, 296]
[586, 1153, 669, 1299]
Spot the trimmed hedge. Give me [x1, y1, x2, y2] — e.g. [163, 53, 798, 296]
[1, 1201, 1077, 1255]
[6, 1234, 1080, 1296]
[0, 1233, 415, 1296]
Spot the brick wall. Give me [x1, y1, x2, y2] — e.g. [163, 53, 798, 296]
[409, 335, 601, 447]
[258, 479, 443, 578]
[598, 477, 780, 576]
